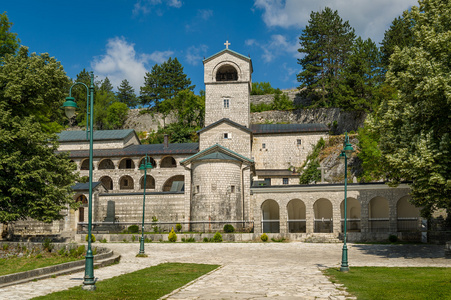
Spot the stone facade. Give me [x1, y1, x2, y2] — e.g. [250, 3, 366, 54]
[10, 46, 424, 243]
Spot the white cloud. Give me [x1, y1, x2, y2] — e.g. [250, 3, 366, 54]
[91, 37, 173, 94]
[246, 34, 299, 63]
[254, 0, 417, 43]
[133, 0, 182, 16]
[185, 45, 208, 66]
[198, 9, 213, 20]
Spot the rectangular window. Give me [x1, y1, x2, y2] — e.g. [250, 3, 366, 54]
[262, 143, 266, 149]
[223, 98, 230, 108]
[196, 185, 200, 193]
[264, 178, 271, 186]
[231, 185, 235, 193]
[283, 178, 289, 185]
[223, 133, 232, 139]
[297, 139, 302, 145]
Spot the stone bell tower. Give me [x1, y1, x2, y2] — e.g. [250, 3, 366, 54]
[203, 41, 253, 127]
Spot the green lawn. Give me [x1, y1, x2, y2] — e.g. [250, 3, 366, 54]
[0, 254, 83, 276]
[324, 267, 451, 300]
[33, 262, 219, 300]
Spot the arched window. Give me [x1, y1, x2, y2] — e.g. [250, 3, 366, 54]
[119, 158, 135, 169]
[100, 176, 113, 190]
[397, 196, 420, 232]
[119, 175, 134, 190]
[216, 65, 238, 81]
[160, 156, 177, 168]
[287, 199, 306, 233]
[340, 198, 361, 232]
[98, 159, 115, 170]
[80, 159, 93, 170]
[75, 194, 88, 223]
[369, 196, 389, 232]
[162, 175, 184, 192]
[140, 175, 155, 190]
[261, 199, 279, 233]
[139, 157, 156, 169]
[313, 198, 333, 233]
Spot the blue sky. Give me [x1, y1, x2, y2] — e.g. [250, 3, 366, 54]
[3, 0, 417, 95]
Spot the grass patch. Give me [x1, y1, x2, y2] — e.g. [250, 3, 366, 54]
[33, 262, 219, 300]
[324, 267, 451, 300]
[0, 253, 83, 276]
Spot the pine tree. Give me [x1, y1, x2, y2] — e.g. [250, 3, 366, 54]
[117, 79, 138, 108]
[0, 12, 20, 59]
[99, 76, 113, 93]
[140, 57, 195, 109]
[380, 15, 414, 69]
[297, 7, 355, 107]
[336, 37, 383, 111]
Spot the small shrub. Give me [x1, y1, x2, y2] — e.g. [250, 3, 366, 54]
[131, 235, 136, 242]
[43, 238, 54, 252]
[223, 224, 235, 233]
[182, 237, 195, 243]
[35, 254, 43, 259]
[100, 238, 107, 243]
[261, 233, 268, 242]
[128, 225, 140, 233]
[144, 238, 152, 243]
[176, 223, 182, 232]
[389, 235, 398, 243]
[2, 243, 9, 250]
[203, 237, 211, 242]
[75, 245, 85, 257]
[168, 227, 177, 242]
[123, 239, 128, 243]
[85, 234, 96, 243]
[213, 232, 223, 242]
[271, 237, 286, 242]
[58, 247, 67, 256]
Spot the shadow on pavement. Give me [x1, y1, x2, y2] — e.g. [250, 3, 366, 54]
[351, 244, 449, 259]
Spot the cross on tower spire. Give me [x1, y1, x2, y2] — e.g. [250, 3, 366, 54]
[224, 40, 231, 49]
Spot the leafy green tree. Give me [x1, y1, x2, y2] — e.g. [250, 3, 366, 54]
[0, 47, 70, 133]
[380, 15, 414, 69]
[297, 7, 355, 107]
[140, 57, 195, 109]
[91, 90, 117, 130]
[99, 76, 113, 93]
[251, 82, 276, 95]
[336, 37, 383, 111]
[0, 12, 20, 59]
[0, 47, 78, 224]
[117, 79, 138, 108]
[357, 124, 385, 182]
[71, 69, 94, 127]
[369, 0, 451, 216]
[299, 138, 325, 184]
[106, 102, 128, 129]
[272, 88, 294, 110]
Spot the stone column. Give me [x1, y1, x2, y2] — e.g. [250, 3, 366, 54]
[305, 202, 314, 233]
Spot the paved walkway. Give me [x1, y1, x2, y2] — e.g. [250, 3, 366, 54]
[0, 243, 448, 299]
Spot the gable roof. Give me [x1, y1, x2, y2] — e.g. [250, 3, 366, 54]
[203, 48, 252, 64]
[58, 129, 138, 143]
[250, 123, 329, 134]
[197, 118, 252, 135]
[180, 143, 254, 166]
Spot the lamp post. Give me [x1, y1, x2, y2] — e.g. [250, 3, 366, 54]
[62, 72, 96, 290]
[339, 132, 354, 272]
[138, 154, 153, 256]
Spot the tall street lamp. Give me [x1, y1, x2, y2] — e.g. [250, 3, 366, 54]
[62, 71, 96, 291]
[138, 154, 153, 257]
[339, 132, 354, 272]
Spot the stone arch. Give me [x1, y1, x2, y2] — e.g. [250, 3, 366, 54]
[98, 158, 115, 170]
[340, 198, 361, 232]
[369, 196, 389, 232]
[139, 157, 156, 169]
[287, 199, 306, 233]
[75, 194, 88, 223]
[163, 175, 184, 192]
[119, 175, 134, 190]
[397, 196, 421, 232]
[80, 159, 93, 170]
[262, 199, 280, 233]
[119, 158, 135, 169]
[99, 176, 113, 190]
[313, 198, 333, 233]
[215, 64, 239, 81]
[140, 175, 155, 190]
[160, 156, 177, 168]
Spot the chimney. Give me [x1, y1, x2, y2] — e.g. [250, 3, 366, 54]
[164, 134, 169, 149]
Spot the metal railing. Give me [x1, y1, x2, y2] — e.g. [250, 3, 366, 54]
[77, 220, 254, 234]
[368, 218, 389, 232]
[397, 217, 420, 232]
[314, 218, 333, 233]
[287, 219, 306, 233]
[340, 219, 361, 232]
[261, 220, 280, 233]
